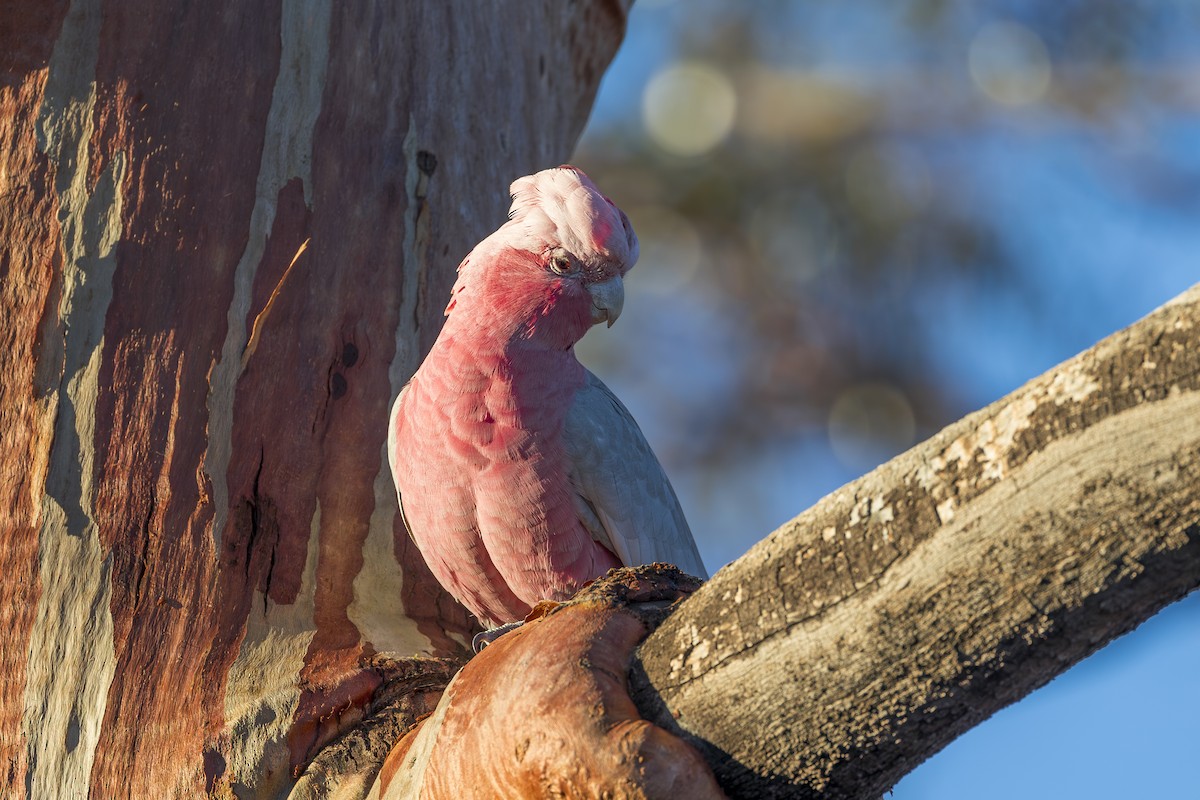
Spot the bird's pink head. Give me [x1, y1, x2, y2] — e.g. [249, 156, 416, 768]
[445, 166, 639, 349]
[504, 165, 639, 272]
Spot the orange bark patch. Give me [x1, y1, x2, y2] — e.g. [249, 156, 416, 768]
[0, 25, 68, 788]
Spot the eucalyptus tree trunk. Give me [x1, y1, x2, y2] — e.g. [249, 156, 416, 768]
[0, 2, 633, 797]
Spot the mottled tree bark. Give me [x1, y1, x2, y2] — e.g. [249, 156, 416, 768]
[0, 2, 632, 797]
[631, 285, 1200, 798]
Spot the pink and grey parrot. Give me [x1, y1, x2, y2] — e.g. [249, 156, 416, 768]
[387, 166, 706, 628]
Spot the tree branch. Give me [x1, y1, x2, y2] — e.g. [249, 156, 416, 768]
[630, 284, 1200, 798]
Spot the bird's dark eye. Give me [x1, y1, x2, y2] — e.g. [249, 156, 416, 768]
[548, 253, 573, 276]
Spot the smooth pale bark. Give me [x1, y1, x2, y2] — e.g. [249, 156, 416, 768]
[630, 284, 1200, 798]
[0, 2, 631, 797]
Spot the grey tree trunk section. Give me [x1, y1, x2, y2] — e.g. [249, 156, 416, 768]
[631, 285, 1200, 799]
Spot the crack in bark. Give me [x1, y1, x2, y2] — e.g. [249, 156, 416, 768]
[241, 442, 281, 615]
[130, 483, 155, 610]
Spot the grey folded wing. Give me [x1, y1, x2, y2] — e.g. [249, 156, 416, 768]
[563, 369, 708, 579]
[387, 383, 414, 538]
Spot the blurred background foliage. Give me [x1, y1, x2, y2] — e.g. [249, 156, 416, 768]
[571, 2, 1199, 796]
[576, 0, 1199, 564]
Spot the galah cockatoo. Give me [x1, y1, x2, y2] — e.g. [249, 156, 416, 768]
[387, 166, 706, 628]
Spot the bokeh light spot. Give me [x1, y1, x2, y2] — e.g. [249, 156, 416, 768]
[828, 382, 916, 471]
[643, 62, 737, 157]
[968, 21, 1052, 106]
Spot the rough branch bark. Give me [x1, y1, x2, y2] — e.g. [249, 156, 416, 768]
[630, 285, 1200, 798]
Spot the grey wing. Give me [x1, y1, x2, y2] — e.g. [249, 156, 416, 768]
[387, 383, 414, 539]
[563, 370, 708, 579]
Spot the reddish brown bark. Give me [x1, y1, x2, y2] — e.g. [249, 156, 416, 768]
[0, 5, 70, 789]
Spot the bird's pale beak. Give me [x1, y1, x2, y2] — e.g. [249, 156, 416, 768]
[587, 276, 624, 328]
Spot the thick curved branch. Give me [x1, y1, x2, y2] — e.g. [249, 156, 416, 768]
[631, 284, 1200, 799]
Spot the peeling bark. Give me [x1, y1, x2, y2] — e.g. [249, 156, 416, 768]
[0, 2, 633, 797]
[630, 284, 1200, 799]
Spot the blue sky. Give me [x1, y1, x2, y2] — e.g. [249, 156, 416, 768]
[573, 2, 1200, 796]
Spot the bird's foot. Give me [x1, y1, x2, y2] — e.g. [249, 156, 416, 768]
[472, 621, 524, 653]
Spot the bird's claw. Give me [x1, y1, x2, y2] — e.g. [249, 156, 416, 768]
[472, 620, 525, 653]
